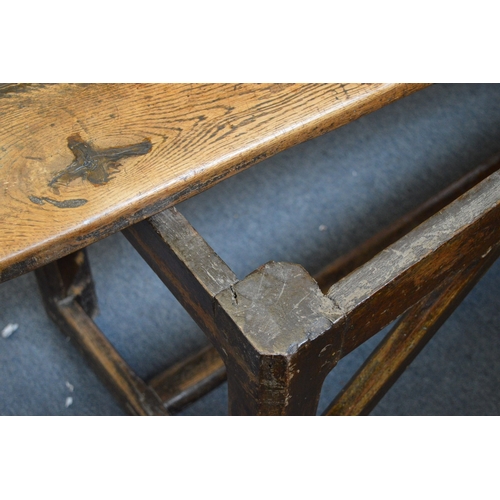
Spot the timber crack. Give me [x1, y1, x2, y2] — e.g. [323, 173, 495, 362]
[328, 294, 345, 318]
[229, 285, 239, 305]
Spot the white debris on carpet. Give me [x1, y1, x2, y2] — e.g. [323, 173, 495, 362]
[1, 323, 19, 339]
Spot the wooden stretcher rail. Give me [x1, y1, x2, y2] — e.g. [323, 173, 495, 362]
[148, 345, 226, 413]
[0, 83, 428, 283]
[327, 169, 500, 358]
[324, 241, 500, 416]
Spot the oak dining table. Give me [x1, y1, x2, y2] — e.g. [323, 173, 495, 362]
[2, 83, 499, 415]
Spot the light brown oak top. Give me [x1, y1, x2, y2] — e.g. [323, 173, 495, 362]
[0, 83, 428, 282]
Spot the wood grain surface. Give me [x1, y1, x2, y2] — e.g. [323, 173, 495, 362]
[0, 83, 428, 282]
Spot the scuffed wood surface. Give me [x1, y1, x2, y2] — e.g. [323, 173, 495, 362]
[217, 261, 342, 355]
[215, 261, 346, 415]
[0, 83, 428, 282]
[328, 169, 500, 356]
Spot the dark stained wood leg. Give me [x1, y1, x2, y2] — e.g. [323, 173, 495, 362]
[35, 248, 167, 416]
[224, 346, 341, 416]
[35, 248, 98, 319]
[324, 242, 500, 416]
[123, 208, 238, 344]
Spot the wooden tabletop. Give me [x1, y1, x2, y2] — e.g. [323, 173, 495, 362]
[0, 83, 428, 283]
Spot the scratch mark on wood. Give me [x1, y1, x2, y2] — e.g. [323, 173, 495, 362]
[276, 282, 286, 302]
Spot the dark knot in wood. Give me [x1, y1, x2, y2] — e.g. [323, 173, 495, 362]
[48, 133, 152, 193]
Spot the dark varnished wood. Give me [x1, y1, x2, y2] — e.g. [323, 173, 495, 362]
[0, 83, 428, 283]
[316, 151, 500, 291]
[324, 242, 500, 416]
[145, 154, 500, 414]
[148, 345, 226, 413]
